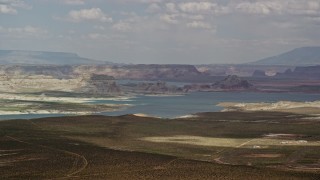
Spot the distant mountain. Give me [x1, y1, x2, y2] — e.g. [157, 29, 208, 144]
[275, 65, 320, 80]
[250, 47, 320, 66]
[0, 50, 110, 65]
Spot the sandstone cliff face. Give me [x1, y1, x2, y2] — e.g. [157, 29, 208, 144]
[183, 84, 211, 92]
[0, 64, 203, 81]
[81, 74, 122, 95]
[74, 64, 201, 80]
[212, 75, 253, 90]
[0, 75, 84, 93]
[196, 64, 290, 77]
[183, 75, 253, 92]
[122, 81, 183, 94]
[252, 70, 267, 77]
[0, 65, 74, 78]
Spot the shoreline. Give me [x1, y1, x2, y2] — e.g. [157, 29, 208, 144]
[0, 93, 134, 103]
[218, 101, 320, 115]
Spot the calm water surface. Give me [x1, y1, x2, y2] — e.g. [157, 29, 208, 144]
[100, 92, 320, 118]
[1, 92, 320, 120]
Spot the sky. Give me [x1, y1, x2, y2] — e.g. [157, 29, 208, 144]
[0, 0, 320, 64]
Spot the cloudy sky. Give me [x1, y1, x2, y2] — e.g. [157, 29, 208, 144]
[1, 0, 320, 64]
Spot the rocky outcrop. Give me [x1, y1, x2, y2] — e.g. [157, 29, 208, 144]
[183, 75, 253, 92]
[89, 74, 115, 81]
[122, 81, 183, 94]
[196, 64, 290, 77]
[0, 64, 204, 81]
[74, 64, 202, 80]
[82, 74, 121, 95]
[0, 65, 74, 78]
[252, 70, 267, 77]
[0, 64, 203, 81]
[212, 75, 253, 90]
[183, 84, 211, 92]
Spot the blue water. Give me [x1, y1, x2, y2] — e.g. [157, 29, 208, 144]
[0, 114, 65, 121]
[99, 92, 320, 118]
[1, 92, 320, 120]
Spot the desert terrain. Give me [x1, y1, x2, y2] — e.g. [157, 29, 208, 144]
[219, 101, 320, 114]
[0, 111, 319, 179]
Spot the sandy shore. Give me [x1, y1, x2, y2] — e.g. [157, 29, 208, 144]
[0, 93, 133, 103]
[0, 103, 128, 115]
[218, 101, 320, 114]
[144, 94, 185, 97]
[0, 93, 132, 115]
[140, 135, 320, 147]
[176, 114, 199, 119]
[0, 110, 91, 115]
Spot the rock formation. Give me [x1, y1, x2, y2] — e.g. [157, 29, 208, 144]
[122, 81, 183, 94]
[211, 75, 253, 90]
[276, 65, 320, 79]
[82, 74, 121, 95]
[252, 70, 267, 77]
[183, 75, 253, 92]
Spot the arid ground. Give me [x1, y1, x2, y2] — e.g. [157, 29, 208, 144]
[0, 112, 319, 179]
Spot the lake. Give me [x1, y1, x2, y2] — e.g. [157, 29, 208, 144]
[99, 91, 320, 118]
[1, 91, 320, 120]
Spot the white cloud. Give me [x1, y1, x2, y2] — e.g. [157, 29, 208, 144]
[62, 0, 85, 5]
[67, 8, 113, 23]
[235, 2, 277, 15]
[181, 14, 204, 20]
[2, 0, 320, 64]
[146, 3, 161, 13]
[0, 0, 31, 14]
[178, 2, 217, 14]
[114, 0, 163, 3]
[287, 0, 320, 15]
[233, 1, 295, 15]
[87, 33, 109, 40]
[156, 1, 320, 16]
[111, 13, 150, 33]
[186, 21, 212, 29]
[0, 0, 31, 8]
[159, 14, 178, 24]
[165, 3, 178, 13]
[94, 25, 106, 30]
[112, 22, 132, 32]
[233, 0, 320, 16]
[0, 25, 48, 38]
[0, 4, 16, 14]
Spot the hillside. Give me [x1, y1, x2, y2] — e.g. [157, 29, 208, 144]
[0, 50, 109, 65]
[276, 65, 320, 79]
[250, 47, 320, 66]
[1, 113, 319, 179]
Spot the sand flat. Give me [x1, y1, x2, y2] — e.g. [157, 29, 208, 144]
[140, 135, 320, 148]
